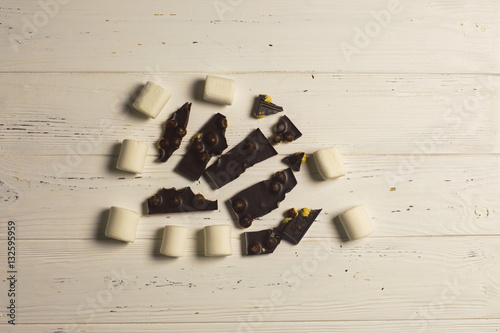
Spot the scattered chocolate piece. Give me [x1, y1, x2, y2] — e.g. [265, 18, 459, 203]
[276, 208, 322, 245]
[252, 94, 284, 118]
[270, 115, 302, 145]
[229, 168, 297, 228]
[176, 113, 228, 180]
[158, 102, 191, 162]
[244, 229, 282, 255]
[204, 129, 278, 188]
[283, 152, 306, 171]
[146, 187, 217, 214]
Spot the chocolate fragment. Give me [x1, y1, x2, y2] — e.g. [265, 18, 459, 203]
[252, 94, 284, 118]
[283, 152, 306, 171]
[276, 208, 322, 245]
[147, 187, 217, 214]
[270, 116, 302, 145]
[244, 229, 282, 255]
[158, 102, 191, 162]
[204, 129, 278, 189]
[229, 168, 297, 228]
[175, 113, 228, 180]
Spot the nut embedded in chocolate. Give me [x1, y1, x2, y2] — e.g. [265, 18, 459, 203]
[265, 236, 279, 249]
[270, 181, 281, 194]
[240, 215, 253, 228]
[166, 119, 177, 129]
[286, 208, 298, 218]
[172, 137, 181, 148]
[271, 133, 283, 144]
[249, 243, 261, 254]
[169, 196, 181, 207]
[198, 152, 208, 163]
[274, 171, 286, 184]
[149, 194, 162, 207]
[233, 199, 247, 213]
[193, 194, 206, 206]
[205, 132, 217, 146]
[176, 127, 187, 137]
[244, 140, 257, 152]
[218, 117, 228, 129]
[275, 121, 286, 133]
[192, 141, 204, 153]
[283, 131, 294, 142]
[159, 138, 170, 149]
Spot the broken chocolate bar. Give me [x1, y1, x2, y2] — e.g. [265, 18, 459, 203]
[244, 229, 282, 255]
[204, 128, 278, 189]
[158, 102, 191, 162]
[270, 115, 302, 145]
[276, 208, 322, 245]
[229, 168, 297, 228]
[252, 94, 284, 118]
[283, 152, 306, 171]
[147, 187, 217, 214]
[175, 113, 228, 180]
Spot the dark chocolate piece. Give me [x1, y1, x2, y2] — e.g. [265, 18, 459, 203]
[146, 187, 217, 214]
[252, 94, 284, 118]
[270, 115, 302, 145]
[204, 129, 278, 188]
[158, 102, 191, 162]
[229, 168, 297, 228]
[283, 152, 306, 171]
[276, 208, 322, 245]
[175, 113, 228, 180]
[244, 229, 282, 255]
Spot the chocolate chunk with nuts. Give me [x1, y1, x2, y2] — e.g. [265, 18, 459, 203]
[244, 229, 282, 255]
[270, 115, 302, 145]
[275, 208, 322, 245]
[283, 152, 306, 171]
[146, 187, 217, 214]
[252, 94, 284, 118]
[158, 102, 191, 162]
[176, 113, 228, 180]
[204, 128, 277, 189]
[229, 168, 297, 228]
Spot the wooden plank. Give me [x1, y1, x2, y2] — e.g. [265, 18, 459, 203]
[1, 73, 499, 157]
[4, 319, 500, 333]
[1, 237, 498, 324]
[0, 1, 498, 73]
[1, 153, 498, 240]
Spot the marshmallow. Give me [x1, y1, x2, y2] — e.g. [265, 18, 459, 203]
[160, 225, 189, 257]
[338, 205, 374, 241]
[116, 139, 148, 174]
[133, 81, 171, 119]
[105, 206, 140, 243]
[204, 225, 232, 257]
[313, 147, 345, 180]
[203, 75, 235, 105]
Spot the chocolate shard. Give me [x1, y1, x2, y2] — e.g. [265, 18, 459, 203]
[244, 229, 282, 255]
[270, 115, 302, 145]
[146, 187, 217, 214]
[275, 208, 322, 245]
[175, 113, 228, 180]
[158, 102, 191, 162]
[229, 168, 297, 228]
[204, 129, 278, 189]
[283, 152, 306, 171]
[252, 94, 284, 118]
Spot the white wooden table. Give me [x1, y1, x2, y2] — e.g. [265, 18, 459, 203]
[1, 1, 500, 332]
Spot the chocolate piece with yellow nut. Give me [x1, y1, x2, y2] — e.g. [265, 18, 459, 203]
[204, 128, 278, 189]
[283, 152, 306, 171]
[176, 113, 228, 180]
[252, 94, 284, 118]
[229, 168, 297, 228]
[146, 187, 217, 214]
[275, 208, 322, 245]
[244, 229, 282, 255]
[158, 102, 191, 162]
[270, 115, 302, 145]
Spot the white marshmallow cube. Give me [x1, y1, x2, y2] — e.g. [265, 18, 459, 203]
[313, 147, 345, 180]
[338, 205, 374, 241]
[133, 81, 171, 119]
[105, 206, 140, 243]
[116, 139, 148, 174]
[204, 225, 232, 257]
[160, 225, 189, 257]
[203, 75, 235, 105]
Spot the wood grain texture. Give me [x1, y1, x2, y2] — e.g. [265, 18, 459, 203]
[0, 1, 498, 73]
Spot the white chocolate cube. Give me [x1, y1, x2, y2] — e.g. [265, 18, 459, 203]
[160, 225, 189, 257]
[313, 147, 345, 180]
[203, 75, 235, 105]
[133, 81, 171, 119]
[338, 205, 374, 241]
[105, 206, 140, 243]
[116, 139, 148, 174]
[204, 225, 232, 257]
